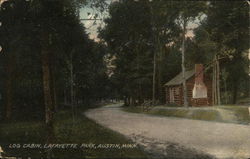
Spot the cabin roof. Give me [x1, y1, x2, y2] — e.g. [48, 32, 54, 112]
[164, 69, 195, 86]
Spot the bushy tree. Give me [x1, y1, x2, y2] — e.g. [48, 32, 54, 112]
[0, 0, 108, 121]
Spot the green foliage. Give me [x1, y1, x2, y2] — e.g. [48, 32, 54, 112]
[99, 0, 154, 102]
[190, 1, 249, 104]
[0, 0, 45, 120]
[0, 0, 109, 120]
[100, 0, 184, 104]
[220, 106, 250, 124]
[124, 105, 250, 124]
[173, 1, 207, 21]
[0, 0, 248, 119]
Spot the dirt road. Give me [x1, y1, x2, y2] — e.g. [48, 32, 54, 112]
[85, 104, 250, 159]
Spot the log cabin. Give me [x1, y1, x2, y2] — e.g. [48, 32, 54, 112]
[164, 64, 213, 106]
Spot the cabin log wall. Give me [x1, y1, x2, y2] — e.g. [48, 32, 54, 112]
[165, 74, 213, 106]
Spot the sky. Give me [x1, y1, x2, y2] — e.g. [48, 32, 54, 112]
[80, 1, 203, 42]
[0, 0, 6, 4]
[80, 7, 108, 41]
[80, 0, 115, 41]
[0, 0, 205, 41]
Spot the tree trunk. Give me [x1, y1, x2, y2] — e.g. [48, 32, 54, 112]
[152, 51, 156, 105]
[181, 19, 188, 107]
[50, 54, 57, 112]
[138, 84, 143, 105]
[212, 55, 221, 106]
[212, 60, 216, 105]
[214, 58, 218, 105]
[216, 56, 221, 105]
[64, 89, 67, 104]
[5, 52, 14, 120]
[157, 37, 164, 104]
[53, 77, 57, 111]
[124, 96, 127, 106]
[223, 72, 228, 104]
[41, 31, 55, 143]
[232, 81, 238, 104]
[132, 97, 136, 106]
[151, 4, 156, 106]
[70, 51, 75, 122]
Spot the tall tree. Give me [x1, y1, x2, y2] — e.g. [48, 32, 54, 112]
[0, 0, 108, 123]
[192, 1, 249, 104]
[173, 1, 206, 107]
[100, 0, 183, 106]
[99, 0, 153, 106]
[149, 0, 181, 104]
[208, 1, 249, 104]
[0, 0, 32, 120]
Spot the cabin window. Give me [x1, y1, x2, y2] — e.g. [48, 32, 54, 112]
[169, 88, 175, 103]
[175, 87, 179, 95]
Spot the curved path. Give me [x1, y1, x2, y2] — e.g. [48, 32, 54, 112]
[85, 104, 250, 159]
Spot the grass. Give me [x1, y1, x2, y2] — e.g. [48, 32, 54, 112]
[191, 110, 222, 121]
[0, 108, 148, 159]
[150, 109, 190, 118]
[219, 106, 250, 124]
[123, 105, 250, 125]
